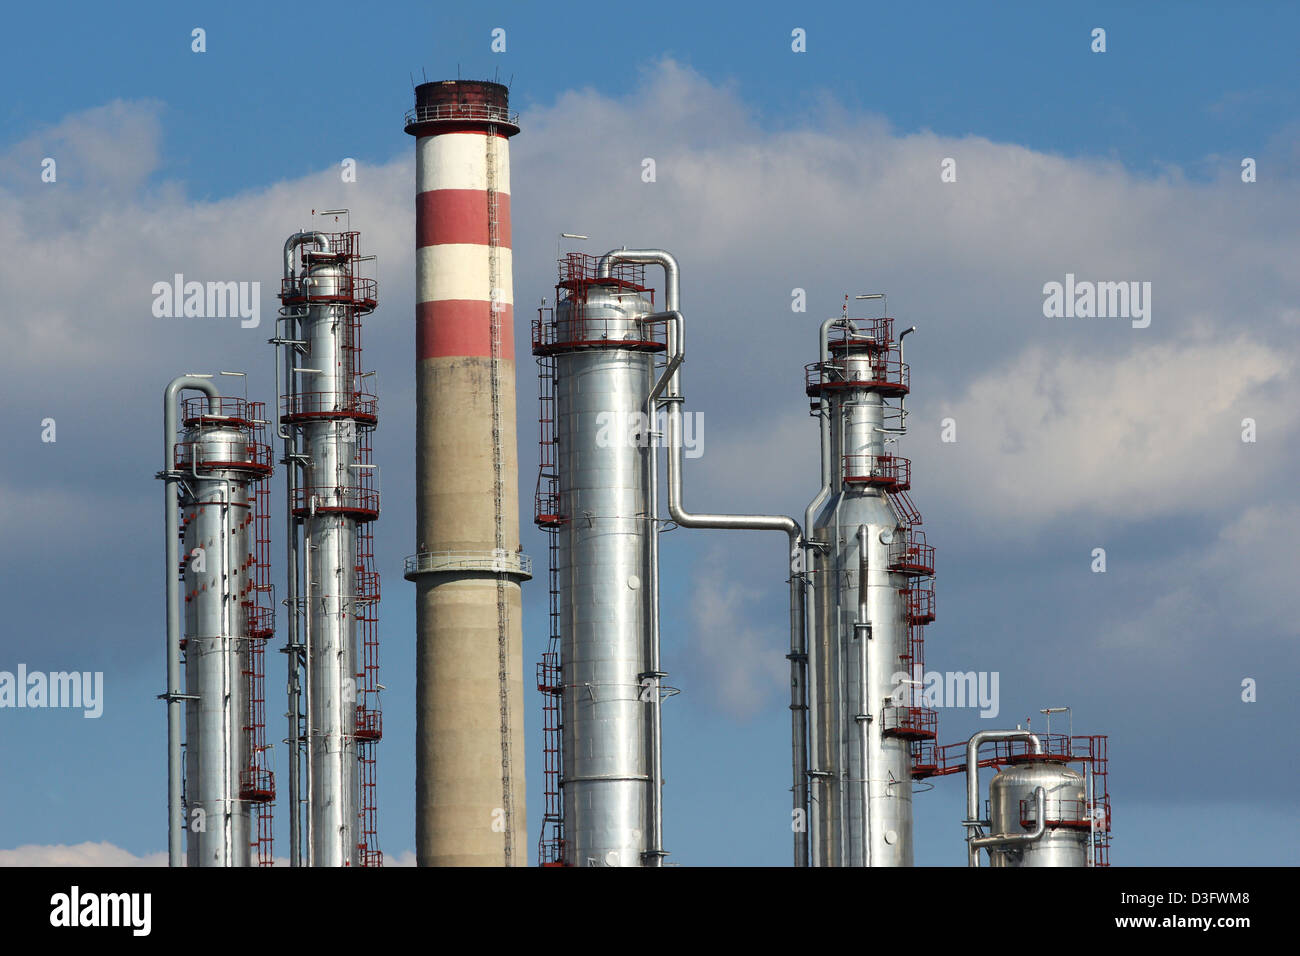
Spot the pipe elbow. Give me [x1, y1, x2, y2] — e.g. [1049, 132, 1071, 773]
[284, 231, 331, 281]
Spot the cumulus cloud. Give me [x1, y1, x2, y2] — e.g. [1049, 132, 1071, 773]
[928, 338, 1299, 527]
[0, 840, 416, 868]
[681, 551, 790, 720]
[1101, 501, 1300, 649]
[0, 841, 167, 867]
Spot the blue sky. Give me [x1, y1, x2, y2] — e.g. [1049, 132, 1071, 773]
[1, 1, 1297, 866]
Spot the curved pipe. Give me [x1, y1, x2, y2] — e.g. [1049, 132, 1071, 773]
[897, 325, 916, 418]
[284, 231, 331, 282]
[965, 729, 1043, 867]
[275, 231, 326, 864]
[162, 375, 221, 867]
[801, 314, 854, 865]
[598, 248, 679, 313]
[601, 248, 809, 865]
[970, 786, 1047, 858]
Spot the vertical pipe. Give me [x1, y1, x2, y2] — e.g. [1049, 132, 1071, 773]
[642, 308, 680, 867]
[279, 232, 327, 867]
[645, 379, 664, 866]
[601, 249, 807, 866]
[965, 730, 1042, 866]
[162, 376, 220, 867]
[855, 525, 871, 867]
[803, 316, 846, 867]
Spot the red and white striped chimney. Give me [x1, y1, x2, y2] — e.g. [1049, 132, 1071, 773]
[403, 80, 529, 866]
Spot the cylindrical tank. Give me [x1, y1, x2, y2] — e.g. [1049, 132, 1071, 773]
[988, 761, 1090, 867]
[178, 420, 260, 866]
[555, 281, 657, 867]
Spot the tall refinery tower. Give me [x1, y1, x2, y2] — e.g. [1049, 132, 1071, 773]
[403, 80, 531, 866]
[803, 301, 931, 865]
[160, 376, 276, 866]
[276, 225, 384, 867]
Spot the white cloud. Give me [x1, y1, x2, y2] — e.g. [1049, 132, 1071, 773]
[928, 337, 1298, 527]
[0, 841, 167, 867]
[0, 840, 416, 868]
[1101, 501, 1300, 649]
[680, 550, 790, 720]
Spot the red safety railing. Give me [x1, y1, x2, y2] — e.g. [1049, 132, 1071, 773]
[180, 396, 266, 428]
[532, 312, 667, 355]
[281, 390, 378, 424]
[173, 438, 273, 476]
[534, 341, 565, 528]
[891, 487, 923, 526]
[240, 478, 275, 866]
[890, 528, 935, 576]
[881, 705, 938, 740]
[557, 251, 646, 290]
[279, 273, 377, 310]
[805, 350, 909, 397]
[901, 586, 935, 625]
[535, 254, 663, 355]
[826, 316, 896, 350]
[536, 301, 567, 865]
[842, 453, 910, 490]
[291, 484, 380, 520]
[909, 734, 1111, 866]
[354, 477, 383, 866]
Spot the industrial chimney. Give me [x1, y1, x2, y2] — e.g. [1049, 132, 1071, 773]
[403, 80, 531, 866]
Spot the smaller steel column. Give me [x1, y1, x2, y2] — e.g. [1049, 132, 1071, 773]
[160, 376, 221, 867]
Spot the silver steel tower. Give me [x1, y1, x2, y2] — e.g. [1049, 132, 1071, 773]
[277, 226, 383, 867]
[534, 248, 805, 866]
[803, 303, 933, 866]
[161, 376, 276, 866]
[534, 254, 666, 866]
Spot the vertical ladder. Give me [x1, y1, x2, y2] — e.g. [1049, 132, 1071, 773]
[485, 124, 515, 865]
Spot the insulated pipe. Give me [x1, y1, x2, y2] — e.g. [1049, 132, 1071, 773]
[965, 730, 1043, 867]
[802, 315, 851, 866]
[600, 249, 809, 865]
[970, 786, 1047, 855]
[640, 309, 679, 868]
[897, 325, 916, 418]
[854, 525, 871, 868]
[284, 232, 330, 282]
[162, 375, 221, 867]
[281, 319, 302, 866]
[275, 248, 309, 866]
[277, 234, 324, 866]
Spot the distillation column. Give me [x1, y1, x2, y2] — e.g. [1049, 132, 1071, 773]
[534, 256, 664, 866]
[403, 80, 530, 866]
[163, 381, 276, 866]
[279, 230, 383, 867]
[804, 309, 934, 866]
